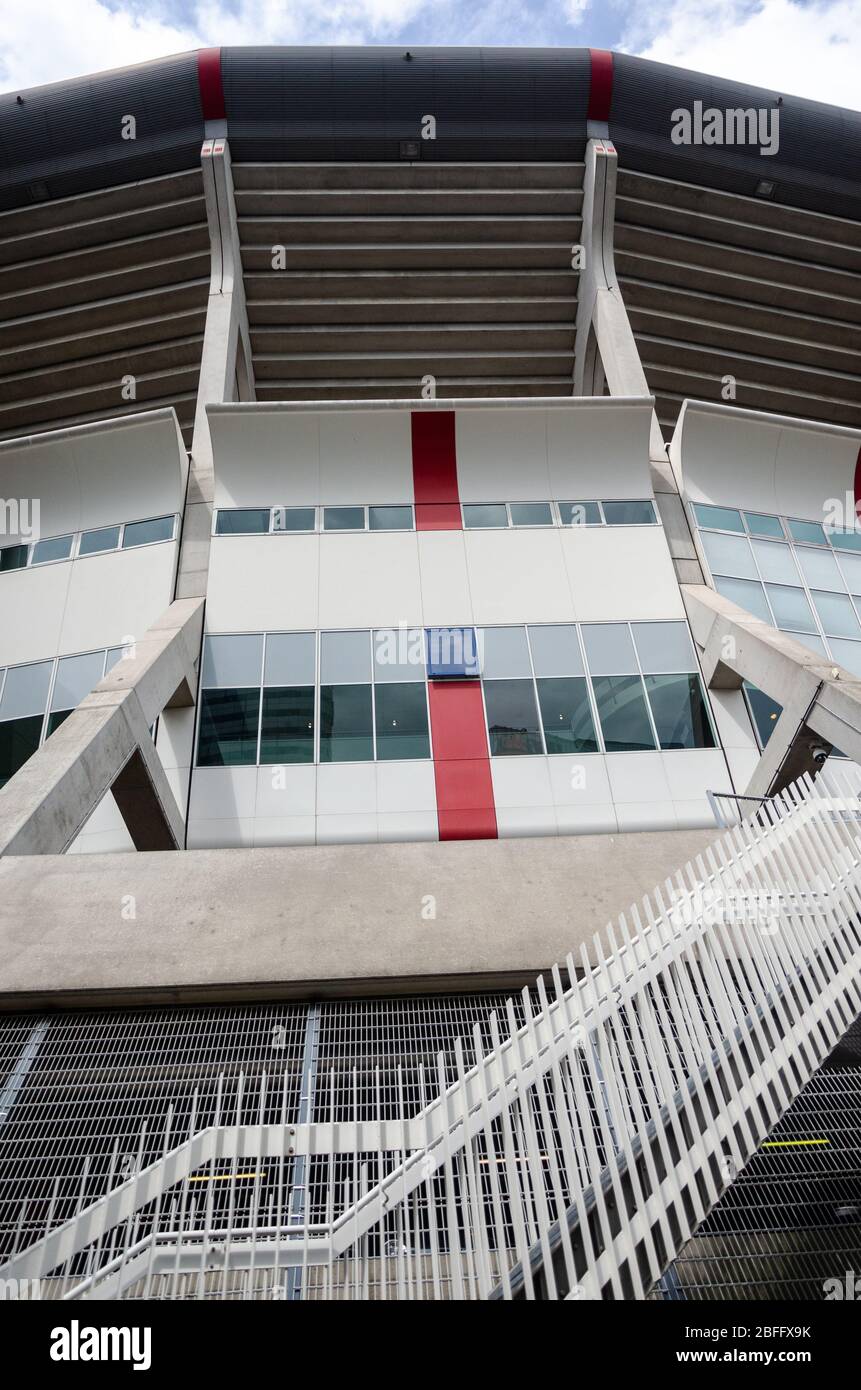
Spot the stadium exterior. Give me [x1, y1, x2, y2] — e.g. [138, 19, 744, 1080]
[0, 46, 860, 1302]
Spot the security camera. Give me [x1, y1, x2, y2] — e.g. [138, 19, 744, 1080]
[811, 745, 829, 766]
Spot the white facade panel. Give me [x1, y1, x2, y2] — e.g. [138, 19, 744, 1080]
[559, 529, 684, 620]
[490, 757, 553, 808]
[546, 402, 653, 500]
[376, 761, 437, 814]
[318, 534, 423, 628]
[0, 565, 69, 666]
[318, 410, 412, 503]
[455, 408, 552, 502]
[207, 536, 320, 632]
[316, 762, 376, 815]
[417, 532, 473, 625]
[254, 764, 316, 819]
[464, 530, 573, 624]
[60, 546, 178, 655]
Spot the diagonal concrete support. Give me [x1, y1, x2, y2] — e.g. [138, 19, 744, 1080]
[683, 582, 861, 796]
[0, 598, 203, 856]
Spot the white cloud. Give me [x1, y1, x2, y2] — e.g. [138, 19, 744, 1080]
[625, 0, 861, 112]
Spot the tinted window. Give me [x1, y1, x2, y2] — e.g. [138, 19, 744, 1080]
[536, 677, 598, 754]
[602, 500, 656, 526]
[0, 544, 28, 571]
[272, 507, 316, 532]
[811, 590, 861, 639]
[528, 624, 583, 677]
[509, 502, 553, 527]
[582, 624, 638, 675]
[323, 507, 364, 531]
[374, 683, 430, 760]
[50, 651, 105, 712]
[828, 529, 861, 553]
[79, 525, 121, 555]
[645, 675, 715, 750]
[202, 634, 263, 688]
[0, 716, 43, 788]
[463, 504, 508, 529]
[373, 628, 425, 682]
[714, 576, 771, 624]
[123, 516, 174, 548]
[559, 501, 601, 526]
[743, 512, 783, 538]
[0, 660, 52, 720]
[260, 687, 314, 764]
[369, 505, 412, 531]
[319, 684, 373, 761]
[826, 639, 861, 678]
[591, 675, 656, 752]
[31, 535, 73, 564]
[744, 683, 782, 749]
[215, 509, 270, 535]
[483, 679, 542, 756]
[264, 633, 316, 687]
[701, 531, 756, 579]
[197, 689, 260, 766]
[765, 584, 817, 632]
[787, 518, 826, 546]
[693, 504, 744, 533]
[795, 546, 842, 591]
[750, 540, 799, 586]
[631, 622, 695, 674]
[320, 631, 370, 684]
[479, 626, 531, 678]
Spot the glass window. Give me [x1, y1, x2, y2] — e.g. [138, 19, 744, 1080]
[536, 677, 598, 754]
[0, 717, 43, 788]
[744, 683, 782, 749]
[701, 530, 757, 579]
[260, 687, 314, 764]
[509, 501, 553, 527]
[373, 628, 425, 682]
[828, 529, 861, 553]
[45, 709, 73, 737]
[79, 525, 121, 555]
[197, 689, 260, 766]
[796, 546, 842, 591]
[0, 544, 28, 571]
[811, 590, 861, 639]
[645, 675, 715, 750]
[319, 684, 373, 762]
[765, 584, 817, 632]
[714, 576, 772, 624]
[0, 660, 52, 720]
[483, 679, 542, 756]
[826, 639, 861, 679]
[835, 551, 861, 595]
[263, 633, 316, 687]
[122, 516, 174, 548]
[374, 683, 430, 760]
[790, 631, 828, 658]
[369, 505, 412, 531]
[559, 501, 601, 527]
[602, 500, 656, 526]
[527, 624, 583, 677]
[50, 651, 105, 712]
[750, 540, 800, 586]
[693, 503, 744, 532]
[591, 675, 656, 752]
[105, 646, 126, 674]
[272, 507, 316, 532]
[215, 509, 270, 535]
[202, 634, 263, 688]
[323, 506, 365, 531]
[581, 624, 638, 675]
[479, 626, 532, 678]
[743, 512, 783, 538]
[462, 503, 508, 529]
[320, 630, 370, 684]
[31, 534, 73, 565]
[631, 622, 695, 674]
[787, 518, 826, 546]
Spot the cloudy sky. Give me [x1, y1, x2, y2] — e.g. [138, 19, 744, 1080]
[0, 0, 858, 111]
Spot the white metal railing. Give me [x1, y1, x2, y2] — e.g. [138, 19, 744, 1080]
[2, 771, 861, 1300]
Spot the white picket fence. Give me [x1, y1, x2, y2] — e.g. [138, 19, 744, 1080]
[2, 771, 861, 1301]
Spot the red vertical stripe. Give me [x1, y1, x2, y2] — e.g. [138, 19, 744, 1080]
[428, 681, 497, 842]
[854, 446, 861, 525]
[411, 411, 461, 530]
[588, 50, 614, 123]
[198, 48, 226, 121]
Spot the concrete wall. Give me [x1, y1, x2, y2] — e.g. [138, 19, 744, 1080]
[0, 825, 720, 1008]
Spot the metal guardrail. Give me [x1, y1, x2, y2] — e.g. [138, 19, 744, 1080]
[2, 771, 860, 1300]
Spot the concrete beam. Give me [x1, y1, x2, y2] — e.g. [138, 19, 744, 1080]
[0, 826, 722, 1009]
[0, 598, 203, 856]
[683, 582, 861, 796]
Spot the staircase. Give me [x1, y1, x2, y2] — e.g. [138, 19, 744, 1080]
[2, 770, 861, 1300]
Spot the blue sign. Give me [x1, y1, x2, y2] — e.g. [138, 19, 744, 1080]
[425, 627, 481, 679]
